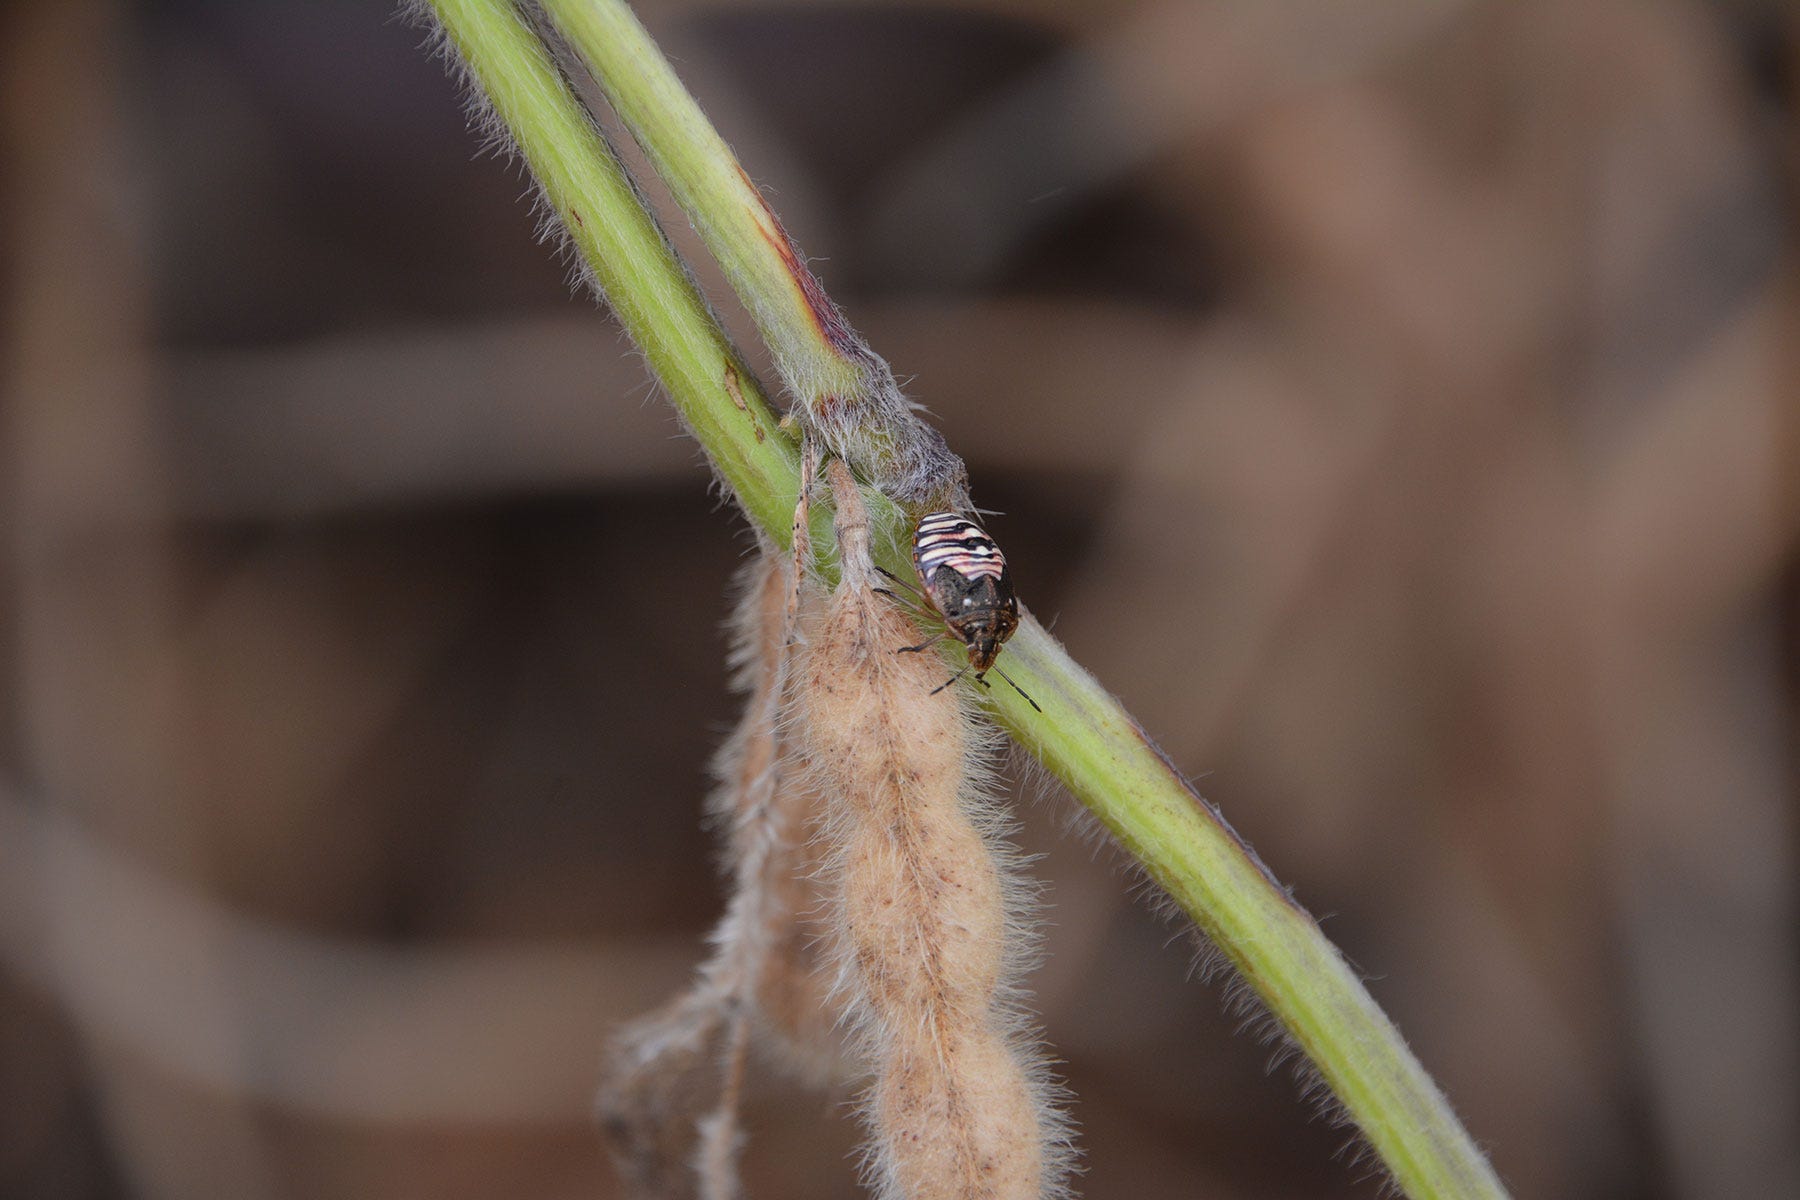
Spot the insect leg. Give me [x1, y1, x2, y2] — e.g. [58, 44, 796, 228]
[874, 565, 928, 603]
[784, 433, 821, 645]
[897, 631, 948, 655]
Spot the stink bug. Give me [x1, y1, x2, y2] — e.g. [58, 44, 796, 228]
[883, 511, 1040, 712]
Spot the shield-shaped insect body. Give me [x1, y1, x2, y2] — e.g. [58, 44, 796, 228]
[902, 511, 1040, 712]
[912, 511, 1020, 673]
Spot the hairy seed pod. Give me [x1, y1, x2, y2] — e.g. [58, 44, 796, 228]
[801, 464, 1068, 1200]
[748, 732, 844, 1082]
[601, 552, 840, 1199]
[598, 984, 734, 1200]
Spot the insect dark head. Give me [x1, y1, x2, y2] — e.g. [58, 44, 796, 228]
[922, 569, 1018, 673]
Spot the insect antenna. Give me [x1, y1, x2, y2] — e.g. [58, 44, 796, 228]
[928, 665, 971, 696]
[990, 664, 1043, 713]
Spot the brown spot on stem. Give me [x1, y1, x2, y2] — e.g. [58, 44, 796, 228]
[570, 207, 584, 228]
[723, 364, 749, 414]
[724, 364, 767, 442]
[736, 165, 860, 358]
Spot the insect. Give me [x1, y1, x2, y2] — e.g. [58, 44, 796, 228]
[881, 511, 1041, 712]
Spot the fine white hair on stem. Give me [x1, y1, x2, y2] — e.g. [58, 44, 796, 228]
[800, 461, 1073, 1200]
[1033, 749, 1373, 1180]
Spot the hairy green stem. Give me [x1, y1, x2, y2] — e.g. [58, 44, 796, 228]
[421, 2, 1508, 1197]
[423, 0, 801, 542]
[539, 0, 864, 410]
[539, 0, 966, 508]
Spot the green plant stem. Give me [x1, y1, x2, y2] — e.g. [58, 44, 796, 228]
[424, 0, 801, 544]
[988, 621, 1503, 1199]
[422, 2, 1508, 1197]
[537, 0, 868, 414]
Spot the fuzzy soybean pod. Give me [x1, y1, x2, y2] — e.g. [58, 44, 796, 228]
[601, 553, 837, 1200]
[718, 540, 844, 1084]
[803, 464, 1068, 1200]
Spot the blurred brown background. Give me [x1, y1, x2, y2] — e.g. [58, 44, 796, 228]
[3, 1, 1797, 1197]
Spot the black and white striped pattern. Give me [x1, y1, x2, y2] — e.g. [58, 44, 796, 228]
[912, 512, 1007, 583]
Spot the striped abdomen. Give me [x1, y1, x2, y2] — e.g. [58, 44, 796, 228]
[913, 512, 1007, 583]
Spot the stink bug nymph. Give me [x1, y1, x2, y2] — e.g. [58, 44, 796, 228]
[886, 511, 1041, 712]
